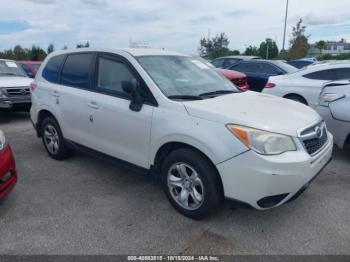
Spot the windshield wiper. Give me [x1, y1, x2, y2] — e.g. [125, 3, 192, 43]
[199, 90, 236, 97]
[168, 95, 203, 100]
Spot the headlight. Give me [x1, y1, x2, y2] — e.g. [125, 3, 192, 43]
[319, 93, 345, 106]
[0, 130, 6, 151]
[227, 124, 296, 155]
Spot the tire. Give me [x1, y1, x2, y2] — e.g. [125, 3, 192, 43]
[285, 95, 308, 105]
[41, 116, 73, 160]
[161, 148, 223, 219]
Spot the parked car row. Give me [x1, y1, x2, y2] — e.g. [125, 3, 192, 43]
[29, 48, 334, 219]
[228, 60, 298, 92]
[263, 62, 350, 107]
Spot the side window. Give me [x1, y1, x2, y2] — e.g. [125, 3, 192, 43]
[224, 58, 239, 68]
[61, 53, 93, 89]
[42, 55, 66, 84]
[335, 68, 350, 79]
[258, 63, 280, 74]
[233, 63, 257, 73]
[21, 64, 31, 75]
[96, 57, 136, 97]
[304, 69, 337, 80]
[211, 58, 224, 68]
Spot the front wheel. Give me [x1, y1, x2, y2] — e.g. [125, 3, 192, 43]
[161, 148, 223, 219]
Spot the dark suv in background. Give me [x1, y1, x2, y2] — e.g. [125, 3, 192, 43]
[211, 55, 260, 69]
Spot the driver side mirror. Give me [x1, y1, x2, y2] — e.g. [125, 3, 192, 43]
[122, 79, 145, 112]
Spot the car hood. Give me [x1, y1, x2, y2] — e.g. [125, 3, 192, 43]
[0, 76, 32, 88]
[183, 91, 321, 137]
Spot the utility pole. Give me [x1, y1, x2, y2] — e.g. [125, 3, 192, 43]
[282, 0, 289, 52]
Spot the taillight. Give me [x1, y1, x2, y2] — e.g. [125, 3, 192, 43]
[30, 81, 37, 92]
[265, 82, 276, 88]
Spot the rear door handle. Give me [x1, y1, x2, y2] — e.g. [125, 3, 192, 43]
[51, 90, 60, 97]
[87, 101, 99, 110]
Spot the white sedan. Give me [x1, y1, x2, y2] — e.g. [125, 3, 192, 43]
[262, 62, 350, 108]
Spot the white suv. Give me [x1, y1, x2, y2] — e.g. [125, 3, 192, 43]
[0, 59, 32, 111]
[30, 48, 333, 219]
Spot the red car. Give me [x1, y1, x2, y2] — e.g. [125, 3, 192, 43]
[216, 68, 250, 91]
[17, 61, 42, 78]
[0, 130, 17, 199]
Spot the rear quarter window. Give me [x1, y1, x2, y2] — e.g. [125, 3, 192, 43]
[42, 55, 66, 84]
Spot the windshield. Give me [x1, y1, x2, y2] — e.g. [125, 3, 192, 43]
[137, 56, 239, 98]
[32, 64, 41, 72]
[0, 61, 26, 77]
[274, 61, 299, 73]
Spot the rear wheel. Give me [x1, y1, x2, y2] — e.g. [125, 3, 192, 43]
[41, 116, 73, 160]
[161, 148, 223, 219]
[285, 94, 308, 105]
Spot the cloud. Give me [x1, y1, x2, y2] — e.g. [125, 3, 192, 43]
[1, 0, 350, 53]
[189, 16, 217, 25]
[303, 14, 348, 26]
[19, 0, 56, 4]
[81, 0, 108, 7]
[0, 20, 31, 34]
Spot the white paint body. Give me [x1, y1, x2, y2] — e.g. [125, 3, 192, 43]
[262, 63, 350, 108]
[30, 48, 333, 209]
[316, 80, 350, 149]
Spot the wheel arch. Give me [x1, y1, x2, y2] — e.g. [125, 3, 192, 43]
[152, 141, 224, 196]
[37, 109, 59, 137]
[283, 93, 308, 105]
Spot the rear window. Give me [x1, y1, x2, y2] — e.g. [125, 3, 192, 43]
[42, 55, 66, 84]
[61, 53, 94, 89]
[304, 68, 350, 81]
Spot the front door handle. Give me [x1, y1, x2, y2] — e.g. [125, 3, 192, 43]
[87, 101, 99, 110]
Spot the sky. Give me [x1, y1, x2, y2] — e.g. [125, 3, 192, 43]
[0, 0, 350, 54]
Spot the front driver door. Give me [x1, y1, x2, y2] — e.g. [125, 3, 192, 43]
[86, 53, 155, 168]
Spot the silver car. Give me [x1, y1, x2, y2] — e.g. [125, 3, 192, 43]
[316, 80, 350, 150]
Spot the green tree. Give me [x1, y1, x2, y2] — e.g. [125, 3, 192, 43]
[244, 45, 259, 56]
[288, 19, 310, 59]
[227, 50, 240, 55]
[13, 45, 29, 60]
[76, 41, 90, 48]
[30, 45, 47, 61]
[258, 38, 279, 59]
[315, 40, 326, 55]
[63, 45, 68, 50]
[47, 44, 55, 54]
[199, 33, 231, 59]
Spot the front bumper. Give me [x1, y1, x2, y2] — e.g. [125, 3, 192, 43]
[0, 145, 17, 199]
[0, 97, 31, 109]
[216, 132, 333, 209]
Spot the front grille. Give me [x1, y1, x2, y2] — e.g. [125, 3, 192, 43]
[300, 122, 328, 155]
[5, 87, 30, 97]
